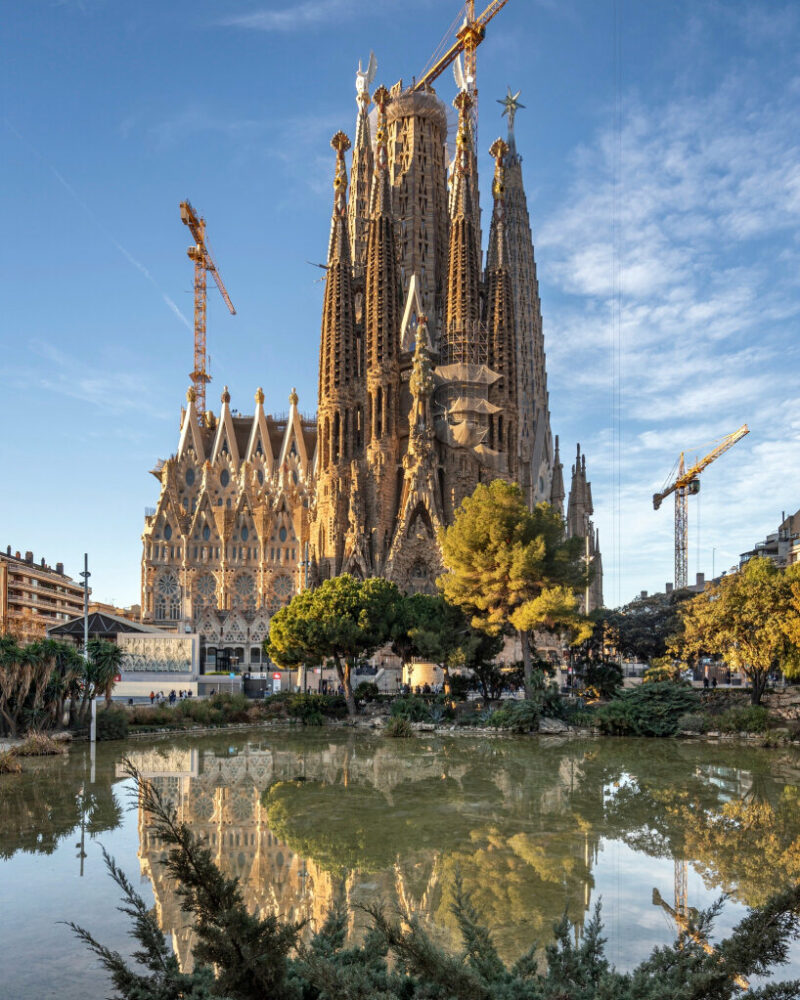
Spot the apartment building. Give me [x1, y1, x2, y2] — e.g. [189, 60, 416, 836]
[0, 547, 87, 643]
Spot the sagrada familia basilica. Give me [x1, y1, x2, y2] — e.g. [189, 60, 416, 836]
[140, 61, 603, 665]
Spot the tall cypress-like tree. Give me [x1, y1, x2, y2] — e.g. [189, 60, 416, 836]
[438, 480, 590, 698]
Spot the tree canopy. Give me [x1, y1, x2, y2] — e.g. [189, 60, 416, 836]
[678, 557, 800, 704]
[438, 480, 590, 697]
[267, 574, 401, 716]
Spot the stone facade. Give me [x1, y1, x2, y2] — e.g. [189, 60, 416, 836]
[141, 387, 315, 668]
[141, 73, 604, 661]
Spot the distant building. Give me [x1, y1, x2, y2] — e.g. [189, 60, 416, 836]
[740, 508, 800, 569]
[48, 610, 201, 699]
[0, 546, 86, 643]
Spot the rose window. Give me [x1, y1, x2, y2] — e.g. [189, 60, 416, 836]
[234, 573, 256, 611]
[193, 574, 217, 612]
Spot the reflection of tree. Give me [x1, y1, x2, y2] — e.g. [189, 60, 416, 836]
[0, 751, 121, 859]
[674, 788, 800, 908]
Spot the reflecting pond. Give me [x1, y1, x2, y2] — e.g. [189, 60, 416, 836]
[2, 731, 800, 998]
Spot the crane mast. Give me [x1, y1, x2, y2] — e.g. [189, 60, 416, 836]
[179, 200, 236, 421]
[413, 0, 512, 95]
[653, 424, 749, 589]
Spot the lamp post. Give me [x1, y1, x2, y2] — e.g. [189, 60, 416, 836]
[79, 553, 96, 746]
[298, 541, 311, 693]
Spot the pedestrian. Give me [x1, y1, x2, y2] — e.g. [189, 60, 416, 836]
[149, 690, 155, 705]
[712, 676, 718, 689]
[703, 676, 709, 690]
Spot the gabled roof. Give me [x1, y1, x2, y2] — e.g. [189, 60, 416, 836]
[48, 611, 163, 638]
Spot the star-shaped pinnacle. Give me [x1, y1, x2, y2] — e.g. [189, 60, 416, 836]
[497, 86, 525, 132]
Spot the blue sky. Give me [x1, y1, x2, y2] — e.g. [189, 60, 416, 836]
[2, 0, 799, 609]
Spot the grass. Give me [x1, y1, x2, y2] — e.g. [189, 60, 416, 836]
[15, 731, 68, 756]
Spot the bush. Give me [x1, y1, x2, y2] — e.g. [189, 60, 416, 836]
[447, 673, 472, 700]
[385, 717, 413, 738]
[95, 708, 130, 741]
[288, 693, 347, 725]
[489, 700, 541, 733]
[580, 661, 624, 699]
[390, 695, 431, 722]
[594, 682, 700, 737]
[717, 705, 771, 733]
[676, 712, 709, 734]
[354, 681, 380, 702]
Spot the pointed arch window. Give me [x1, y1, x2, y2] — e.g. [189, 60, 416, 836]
[220, 469, 230, 487]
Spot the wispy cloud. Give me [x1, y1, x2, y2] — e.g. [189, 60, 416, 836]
[219, 0, 358, 33]
[540, 65, 800, 603]
[12, 341, 171, 420]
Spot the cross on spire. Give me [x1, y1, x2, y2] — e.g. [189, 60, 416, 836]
[498, 86, 525, 133]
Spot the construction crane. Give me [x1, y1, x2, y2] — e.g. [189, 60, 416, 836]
[413, 0, 512, 97]
[179, 200, 236, 420]
[653, 425, 749, 589]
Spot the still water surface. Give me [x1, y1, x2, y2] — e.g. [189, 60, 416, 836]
[2, 731, 800, 998]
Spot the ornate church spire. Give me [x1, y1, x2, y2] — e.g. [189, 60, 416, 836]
[550, 435, 565, 514]
[365, 85, 401, 444]
[348, 52, 376, 269]
[442, 91, 481, 366]
[318, 131, 358, 471]
[485, 137, 517, 470]
[494, 86, 553, 505]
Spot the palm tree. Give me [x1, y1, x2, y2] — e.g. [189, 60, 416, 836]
[0, 635, 52, 737]
[84, 639, 125, 715]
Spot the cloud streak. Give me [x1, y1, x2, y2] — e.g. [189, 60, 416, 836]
[539, 66, 800, 604]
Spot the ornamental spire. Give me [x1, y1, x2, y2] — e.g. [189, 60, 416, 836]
[319, 132, 357, 414]
[442, 91, 481, 366]
[349, 53, 376, 267]
[485, 137, 516, 466]
[370, 85, 392, 217]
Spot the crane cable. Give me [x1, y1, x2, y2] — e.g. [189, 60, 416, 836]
[611, 0, 624, 606]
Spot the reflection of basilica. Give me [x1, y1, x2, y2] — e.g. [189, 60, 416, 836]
[129, 736, 603, 967]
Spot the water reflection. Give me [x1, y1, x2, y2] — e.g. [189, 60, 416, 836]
[122, 735, 800, 967]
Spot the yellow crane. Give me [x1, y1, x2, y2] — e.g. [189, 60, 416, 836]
[653, 424, 749, 589]
[179, 200, 236, 421]
[413, 0, 512, 96]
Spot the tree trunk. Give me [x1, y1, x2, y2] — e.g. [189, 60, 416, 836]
[751, 669, 768, 705]
[520, 629, 533, 700]
[334, 655, 357, 718]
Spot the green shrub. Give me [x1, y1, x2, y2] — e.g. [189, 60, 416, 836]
[288, 693, 347, 724]
[390, 695, 431, 722]
[594, 682, 700, 737]
[447, 673, 472, 700]
[676, 712, 709, 734]
[385, 717, 413, 738]
[96, 708, 129, 741]
[354, 681, 380, 702]
[717, 705, 771, 733]
[490, 700, 541, 733]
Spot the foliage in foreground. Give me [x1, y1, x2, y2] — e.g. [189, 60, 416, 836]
[72, 762, 800, 1000]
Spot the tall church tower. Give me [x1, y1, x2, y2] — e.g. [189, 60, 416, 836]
[364, 87, 403, 571]
[496, 90, 554, 507]
[567, 444, 603, 611]
[315, 132, 363, 577]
